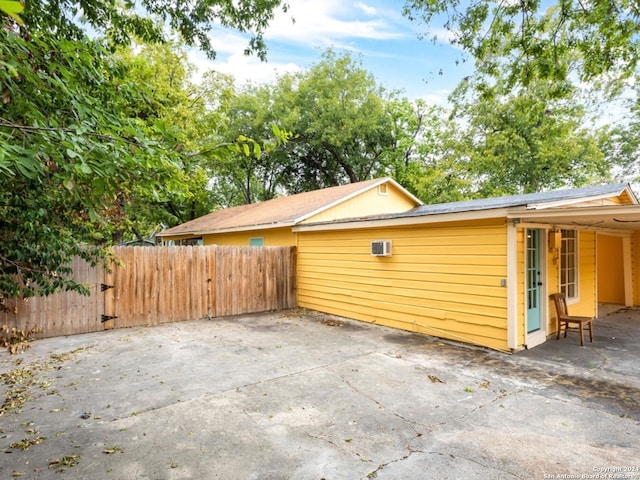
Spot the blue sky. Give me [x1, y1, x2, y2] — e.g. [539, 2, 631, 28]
[188, 0, 475, 105]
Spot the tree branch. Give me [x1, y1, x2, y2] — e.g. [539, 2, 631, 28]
[0, 118, 140, 146]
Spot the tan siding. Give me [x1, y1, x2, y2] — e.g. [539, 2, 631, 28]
[303, 183, 417, 223]
[297, 220, 510, 351]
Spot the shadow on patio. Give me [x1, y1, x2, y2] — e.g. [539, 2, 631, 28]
[515, 304, 640, 385]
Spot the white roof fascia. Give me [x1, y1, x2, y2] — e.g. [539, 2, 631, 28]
[292, 177, 423, 225]
[161, 221, 295, 237]
[293, 207, 511, 232]
[526, 187, 633, 210]
[625, 184, 640, 204]
[510, 204, 640, 220]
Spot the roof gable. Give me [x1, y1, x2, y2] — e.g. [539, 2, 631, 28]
[160, 177, 421, 237]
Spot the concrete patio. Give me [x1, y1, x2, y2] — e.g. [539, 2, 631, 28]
[1, 307, 638, 479]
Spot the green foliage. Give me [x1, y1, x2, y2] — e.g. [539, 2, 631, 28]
[283, 50, 398, 190]
[386, 98, 471, 204]
[0, 31, 183, 297]
[215, 50, 420, 200]
[21, 0, 288, 61]
[598, 89, 640, 185]
[443, 77, 611, 196]
[0, 0, 23, 23]
[1, 0, 288, 298]
[403, 0, 640, 93]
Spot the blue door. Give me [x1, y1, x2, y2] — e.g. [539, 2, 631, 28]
[526, 229, 542, 333]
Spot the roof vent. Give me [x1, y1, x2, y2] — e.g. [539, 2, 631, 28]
[371, 240, 392, 257]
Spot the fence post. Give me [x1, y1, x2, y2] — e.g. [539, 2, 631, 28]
[103, 256, 116, 330]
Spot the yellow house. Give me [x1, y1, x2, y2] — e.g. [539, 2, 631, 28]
[160, 180, 640, 352]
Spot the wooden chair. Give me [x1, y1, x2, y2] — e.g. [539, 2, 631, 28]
[550, 293, 594, 346]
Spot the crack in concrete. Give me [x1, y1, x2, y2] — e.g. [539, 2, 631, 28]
[465, 387, 524, 416]
[338, 374, 429, 434]
[361, 432, 424, 479]
[334, 373, 429, 480]
[438, 451, 526, 479]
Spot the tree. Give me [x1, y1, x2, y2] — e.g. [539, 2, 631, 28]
[0, 31, 186, 299]
[403, 0, 640, 93]
[442, 78, 610, 196]
[598, 86, 640, 184]
[283, 51, 398, 190]
[0, 1, 23, 23]
[385, 97, 471, 204]
[113, 44, 236, 238]
[213, 82, 294, 205]
[209, 50, 419, 202]
[21, 0, 287, 61]
[0, 1, 286, 300]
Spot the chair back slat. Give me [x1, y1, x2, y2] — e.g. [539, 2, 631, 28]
[551, 292, 568, 318]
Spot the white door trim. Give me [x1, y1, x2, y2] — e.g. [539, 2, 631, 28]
[525, 227, 547, 349]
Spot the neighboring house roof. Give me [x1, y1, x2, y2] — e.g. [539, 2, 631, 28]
[159, 177, 421, 237]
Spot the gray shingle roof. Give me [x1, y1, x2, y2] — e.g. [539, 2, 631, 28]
[402, 183, 631, 218]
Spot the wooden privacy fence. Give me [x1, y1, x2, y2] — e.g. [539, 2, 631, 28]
[1, 246, 297, 338]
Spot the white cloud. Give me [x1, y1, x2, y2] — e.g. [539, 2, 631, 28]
[263, 0, 404, 47]
[427, 27, 461, 45]
[356, 2, 378, 16]
[184, 1, 466, 99]
[188, 48, 302, 87]
[188, 1, 409, 88]
[419, 89, 452, 107]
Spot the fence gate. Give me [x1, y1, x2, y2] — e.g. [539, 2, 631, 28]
[1, 246, 297, 338]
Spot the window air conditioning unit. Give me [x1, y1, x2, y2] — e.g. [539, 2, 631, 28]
[371, 240, 392, 257]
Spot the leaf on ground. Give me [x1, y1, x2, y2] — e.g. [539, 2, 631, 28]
[103, 445, 123, 454]
[48, 455, 80, 471]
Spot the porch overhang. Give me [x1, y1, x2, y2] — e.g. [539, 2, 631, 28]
[508, 205, 640, 231]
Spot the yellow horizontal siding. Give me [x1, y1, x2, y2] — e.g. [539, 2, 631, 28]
[297, 275, 506, 310]
[298, 265, 507, 290]
[303, 182, 417, 224]
[203, 227, 297, 247]
[299, 294, 508, 351]
[516, 228, 526, 346]
[597, 235, 625, 304]
[573, 231, 597, 317]
[300, 257, 507, 275]
[545, 229, 560, 338]
[635, 232, 640, 306]
[297, 221, 510, 351]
